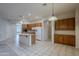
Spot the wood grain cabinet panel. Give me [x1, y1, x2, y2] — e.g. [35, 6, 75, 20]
[31, 23, 42, 27]
[54, 35, 59, 43]
[22, 24, 27, 32]
[22, 24, 32, 31]
[27, 24, 32, 30]
[55, 20, 60, 30]
[35, 23, 42, 27]
[54, 17, 75, 46]
[31, 34, 36, 44]
[67, 18, 75, 30]
[54, 35, 75, 46]
[54, 35, 64, 43]
[55, 18, 75, 30]
[64, 35, 75, 46]
[31, 24, 35, 27]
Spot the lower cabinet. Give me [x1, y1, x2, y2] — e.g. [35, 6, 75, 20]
[54, 35, 64, 43]
[63, 36, 75, 46]
[54, 34, 75, 46]
[31, 34, 36, 44]
[19, 35, 31, 46]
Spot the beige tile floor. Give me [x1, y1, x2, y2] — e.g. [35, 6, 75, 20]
[1, 39, 79, 56]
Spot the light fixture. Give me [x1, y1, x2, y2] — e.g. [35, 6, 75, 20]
[49, 16, 57, 21]
[49, 3, 57, 21]
[17, 15, 25, 24]
[20, 20, 23, 24]
[42, 3, 47, 6]
[28, 13, 32, 16]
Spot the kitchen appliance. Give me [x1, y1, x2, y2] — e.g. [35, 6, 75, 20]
[32, 27, 42, 41]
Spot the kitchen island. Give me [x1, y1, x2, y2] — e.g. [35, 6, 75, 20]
[19, 32, 36, 46]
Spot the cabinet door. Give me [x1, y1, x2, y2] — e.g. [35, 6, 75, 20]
[54, 35, 64, 43]
[55, 20, 60, 30]
[67, 18, 75, 30]
[69, 36, 75, 46]
[55, 18, 75, 30]
[58, 35, 64, 43]
[31, 34, 36, 44]
[27, 24, 32, 30]
[39, 23, 42, 27]
[63, 35, 75, 46]
[63, 36, 69, 44]
[32, 24, 36, 27]
[59, 20, 63, 29]
[22, 24, 27, 31]
[63, 20, 68, 30]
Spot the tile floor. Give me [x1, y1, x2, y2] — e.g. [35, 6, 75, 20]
[0, 40, 17, 56]
[0, 39, 79, 56]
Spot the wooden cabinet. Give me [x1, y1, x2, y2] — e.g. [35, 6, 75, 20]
[54, 17, 75, 46]
[54, 35, 64, 43]
[22, 24, 32, 32]
[64, 35, 75, 46]
[55, 18, 75, 30]
[55, 20, 60, 30]
[31, 23, 42, 27]
[27, 24, 32, 30]
[35, 23, 42, 27]
[67, 18, 75, 30]
[31, 34, 36, 44]
[54, 34, 75, 46]
[22, 22, 42, 32]
[31, 24, 36, 27]
[22, 24, 27, 32]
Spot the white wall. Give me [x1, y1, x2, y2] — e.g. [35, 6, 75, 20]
[75, 8, 79, 48]
[56, 11, 75, 19]
[0, 18, 11, 41]
[9, 24, 17, 45]
[9, 24, 16, 39]
[0, 17, 16, 45]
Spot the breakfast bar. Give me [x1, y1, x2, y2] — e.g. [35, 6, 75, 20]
[19, 32, 36, 46]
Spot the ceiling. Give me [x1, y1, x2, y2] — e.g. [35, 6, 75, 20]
[54, 3, 78, 15]
[0, 3, 78, 23]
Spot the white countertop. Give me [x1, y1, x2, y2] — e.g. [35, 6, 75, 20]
[18, 32, 35, 36]
[19, 33, 35, 36]
[55, 31, 75, 35]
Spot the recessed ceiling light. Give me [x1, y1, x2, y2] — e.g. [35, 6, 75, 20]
[28, 13, 32, 16]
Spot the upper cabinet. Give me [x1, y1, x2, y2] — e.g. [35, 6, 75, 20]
[27, 24, 32, 30]
[55, 18, 75, 30]
[22, 24, 27, 31]
[22, 24, 32, 32]
[31, 23, 42, 27]
[22, 22, 42, 32]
